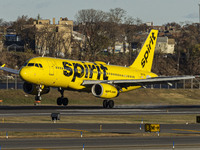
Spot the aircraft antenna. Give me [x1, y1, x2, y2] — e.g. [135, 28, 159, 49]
[42, 50, 46, 57]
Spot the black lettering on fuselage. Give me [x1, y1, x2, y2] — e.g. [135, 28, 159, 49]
[62, 61, 109, 82]
[88, 64, 96, 79]
[72, 63, 84, 82]
[100, 64, 108, 80]
[94, 63, 101, 80]
[82, 62, 89, 78]
[63, 62, 73, 77]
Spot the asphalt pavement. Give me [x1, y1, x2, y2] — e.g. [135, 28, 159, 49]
[1, 136, 200, 149]
[0, 105, 200, 116]
[0, 105, 200, 149]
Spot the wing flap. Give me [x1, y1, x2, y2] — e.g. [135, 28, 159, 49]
[82, 76, 195, 85]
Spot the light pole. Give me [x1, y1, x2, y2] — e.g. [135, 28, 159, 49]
[199, 3, 200, 23]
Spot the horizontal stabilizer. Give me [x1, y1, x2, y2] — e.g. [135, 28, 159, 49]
[0, 66, 19, 74]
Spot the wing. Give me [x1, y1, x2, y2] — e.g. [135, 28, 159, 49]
[0, 65, 19, 75]
[82, 76, 195, 86]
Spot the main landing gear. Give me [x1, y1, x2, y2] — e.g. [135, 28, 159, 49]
[103, 100, 114, 108]
[57, 88, 68, 106]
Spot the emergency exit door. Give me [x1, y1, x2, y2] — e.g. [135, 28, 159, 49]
[47, 60, 54, 75]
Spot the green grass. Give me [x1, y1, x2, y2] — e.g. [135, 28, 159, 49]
[0, 114, 198, 140]
[0, 114, 197, 124]
[0, 131, 189, 140]
[0, 88, 200, 106]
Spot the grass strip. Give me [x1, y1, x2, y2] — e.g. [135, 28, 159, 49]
[0, 114, 198, 124]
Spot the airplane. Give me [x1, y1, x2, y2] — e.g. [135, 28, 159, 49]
[0, 29, 194, 108]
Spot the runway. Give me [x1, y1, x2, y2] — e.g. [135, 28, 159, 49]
[1, 123, 200, 134]
[1, 105, 200, 149]
[0, 105, 200, 116]
[1, 136, 200, 149]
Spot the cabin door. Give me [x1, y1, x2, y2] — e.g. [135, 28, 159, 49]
[47, 60, 54, 76]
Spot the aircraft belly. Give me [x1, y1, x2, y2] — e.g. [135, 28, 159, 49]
[68, 79, 85, 90]
[121, 86, 141, 92]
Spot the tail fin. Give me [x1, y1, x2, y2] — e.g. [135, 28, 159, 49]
[130, 29, 158, 72]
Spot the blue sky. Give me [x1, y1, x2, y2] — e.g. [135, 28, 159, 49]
[0, 0, 200, 25]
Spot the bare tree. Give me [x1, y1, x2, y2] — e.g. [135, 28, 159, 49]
[108, 8, 126, 24]
[75, 9, 110, 61]
[106, 8, 127, 54]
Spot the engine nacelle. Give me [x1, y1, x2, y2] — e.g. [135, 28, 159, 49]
[91, 83, 119, 99]
[23, 82, 50, 95]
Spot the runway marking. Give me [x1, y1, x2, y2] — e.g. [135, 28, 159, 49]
[172, 129, 200, 133]
[58, 128, 89, 132]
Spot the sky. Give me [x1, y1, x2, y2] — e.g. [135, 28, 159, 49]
[0, 0, 200, 25]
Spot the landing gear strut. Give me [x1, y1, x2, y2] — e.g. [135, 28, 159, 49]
[35, 85, 42, 101]
[57, 88, 68, 106]
[103, 100, 114, 108]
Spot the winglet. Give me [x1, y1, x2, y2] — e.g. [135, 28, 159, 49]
[1, 64, 5, 67]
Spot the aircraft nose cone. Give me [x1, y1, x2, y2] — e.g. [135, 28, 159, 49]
[20, 68, 29, 81]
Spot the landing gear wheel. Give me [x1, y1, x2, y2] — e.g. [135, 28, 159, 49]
[35, 95, 42, 101]
[62, 98, 68, 106]
[108, 100, 114, 108]
[57, 88, 69, 106]
[103, 100, 108, 108]
[34, 96, 41, 106]
[57, 97, 63, 106]
[103, 100, 114, 108]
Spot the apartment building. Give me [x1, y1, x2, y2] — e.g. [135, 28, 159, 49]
[34, 17, 73, 56]
[155, 37, 175, 54]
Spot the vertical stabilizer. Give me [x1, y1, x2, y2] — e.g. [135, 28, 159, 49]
[129, 29, 158, 72]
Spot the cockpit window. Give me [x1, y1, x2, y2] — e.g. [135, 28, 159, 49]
[28, 63, 34, 66]
[23, 63, 27, 66]
[39, 64, 43, 68]
[35, 63, 39, 67]
[26, 63, 43, 68]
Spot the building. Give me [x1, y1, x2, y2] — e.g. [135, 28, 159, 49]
[34, 17, 73, 56]
[155, 37, 175, 54]
[3, 28, 24, 52]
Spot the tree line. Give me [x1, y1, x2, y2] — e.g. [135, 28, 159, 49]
[0, 8, 200, 75]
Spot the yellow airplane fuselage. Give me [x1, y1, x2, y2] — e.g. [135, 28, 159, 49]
[20, 57, 158, 93]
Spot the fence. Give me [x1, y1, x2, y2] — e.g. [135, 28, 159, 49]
[0, 75, 23, 90]
[146, 77, 200, 89]
[0, 75, 199, 90]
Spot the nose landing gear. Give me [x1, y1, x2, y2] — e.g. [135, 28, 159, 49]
[35, 85, 42, 104]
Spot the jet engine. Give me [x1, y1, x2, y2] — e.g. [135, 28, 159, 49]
[91, 83, 119, 99]
[23, 82, 50, 95]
